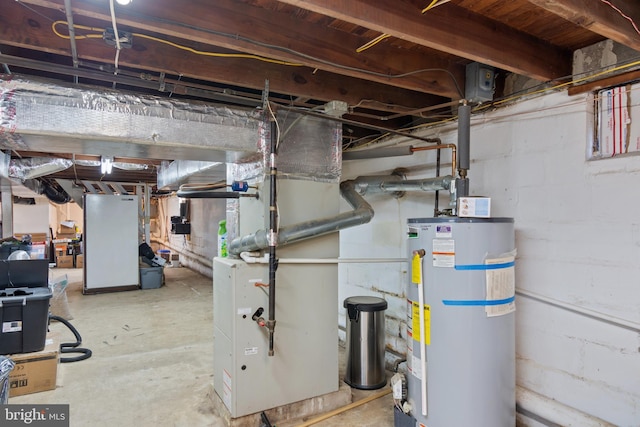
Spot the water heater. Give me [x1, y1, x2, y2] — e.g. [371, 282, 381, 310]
[405, 217, 515, 426]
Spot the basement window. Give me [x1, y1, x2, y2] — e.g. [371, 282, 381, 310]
[591, 83, 640, 159]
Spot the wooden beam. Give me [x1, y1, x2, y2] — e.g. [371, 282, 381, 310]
[18, 0, 464, 98]
[568, 69, 640, 96]
[276, 0, 572, 81]
[0, 1, 445, 113]
[526, 0, 640, 49]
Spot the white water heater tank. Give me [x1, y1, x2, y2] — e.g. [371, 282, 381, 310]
[405, 217, 515, 426]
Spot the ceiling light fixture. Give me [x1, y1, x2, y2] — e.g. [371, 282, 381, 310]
[115, 0, 132, 5]
[101, 156, 114, 174]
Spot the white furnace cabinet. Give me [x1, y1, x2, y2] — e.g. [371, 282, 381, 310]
[213, 257, 338, 418]
[83, 194, 140, 293]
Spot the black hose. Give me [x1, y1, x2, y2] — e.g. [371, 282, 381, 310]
[49, 315, 93, 363]
[176, 190, 241, 199]
[43, 184, 71, 205]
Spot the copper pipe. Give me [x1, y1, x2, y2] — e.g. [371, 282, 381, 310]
[411, 144, 457, 177]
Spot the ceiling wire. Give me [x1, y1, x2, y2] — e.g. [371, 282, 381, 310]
[421, 0, 451, 14]
[51, 21, 303, 67]
[352, 56, 640, 149]
[108, 0, 122, 88]
[356, 33, 391, 53]
[356, 0, 451, 53]
[121, 9, 465, 97]
[599, 0, 640, 36]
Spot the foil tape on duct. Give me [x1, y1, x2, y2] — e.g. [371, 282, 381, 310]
[9, 157, 73, 180]
[231, 111, 341, 183]
[0, 75, 261, 160]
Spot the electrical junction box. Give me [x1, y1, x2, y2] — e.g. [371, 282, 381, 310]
[465, 62, 495, 102]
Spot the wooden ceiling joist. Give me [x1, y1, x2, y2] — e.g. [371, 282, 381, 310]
[276, 0, 573, 81]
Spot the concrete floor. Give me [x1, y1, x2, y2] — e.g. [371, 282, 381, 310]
[10, 266, 393, 427]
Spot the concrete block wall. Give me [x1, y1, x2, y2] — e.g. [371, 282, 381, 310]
[341, 90, 640, 425]
[153, 195, 225, 278]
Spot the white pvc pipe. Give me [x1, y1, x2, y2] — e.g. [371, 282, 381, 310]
[417, 256, 428, 416]
[516, 288, 640, 333]
[517, 386, 616, 427]
[277, 258, 408, 264]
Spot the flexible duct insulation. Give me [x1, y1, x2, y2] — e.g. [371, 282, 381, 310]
[0, 75, 261, 162]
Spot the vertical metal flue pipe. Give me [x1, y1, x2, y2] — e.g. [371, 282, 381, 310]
[457, 103, 471, 197]
[267, 120, 278, 356]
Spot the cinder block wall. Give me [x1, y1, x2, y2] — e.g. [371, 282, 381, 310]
[340, 90, 640, 426]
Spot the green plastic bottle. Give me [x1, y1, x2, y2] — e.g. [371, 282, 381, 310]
[217, 220, 227, 258]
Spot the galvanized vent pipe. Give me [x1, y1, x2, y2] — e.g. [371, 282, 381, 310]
[229, 172, 454, 256]
[228, 180, 375, 255]
[457, 103, 471, 197]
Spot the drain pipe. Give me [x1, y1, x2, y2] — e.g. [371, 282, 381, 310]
[267, 120, 278, 357]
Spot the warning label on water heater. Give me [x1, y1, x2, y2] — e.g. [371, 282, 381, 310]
[432, 239, 455, 267]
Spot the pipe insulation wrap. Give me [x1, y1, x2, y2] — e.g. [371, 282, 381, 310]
[176, 190, 241, 199]
[458, 104, 471, 170]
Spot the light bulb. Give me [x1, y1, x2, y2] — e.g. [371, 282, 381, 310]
[115, 0, 132, 5]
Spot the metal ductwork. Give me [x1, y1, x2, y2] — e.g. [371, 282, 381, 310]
[228, 180, 374, 255]
[157, 160, 225, 191]
[0, 75, 261, 163]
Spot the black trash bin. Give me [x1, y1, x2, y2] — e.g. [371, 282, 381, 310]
[343, 296, 388, 390]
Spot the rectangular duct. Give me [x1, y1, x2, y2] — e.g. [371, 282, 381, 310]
[0, 75, 262, 162]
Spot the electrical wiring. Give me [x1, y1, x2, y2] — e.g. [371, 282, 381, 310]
[109, 0, 122, 73]
[357, 0, 451, 52]
[421, 0, 451, 14]
[51, 21, 303, 67]
[120, 8, 465, 91]
[599, 0, 640, 36]
[356, 33, 391, 53]
[266, 101, 281, 149]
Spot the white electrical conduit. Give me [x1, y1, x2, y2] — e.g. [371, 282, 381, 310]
[237, 254, 408, 264]
[516, 288, 640, 333]
[413, 253, 428, 417]
[517, 386, 616, 427]
[109, 0, 122, 73]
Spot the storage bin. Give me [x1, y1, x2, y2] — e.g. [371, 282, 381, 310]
[139, 267, 163, 289]
[0, 287, 52, 355]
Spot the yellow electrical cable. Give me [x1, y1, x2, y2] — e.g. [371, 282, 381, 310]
[422, 0, 440, 13]
[356, 33, 391, 53]
[52, 21, 303, 67]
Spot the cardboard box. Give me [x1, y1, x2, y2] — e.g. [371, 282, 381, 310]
[75, 254, 83, 268]
[57, 223, 76, 239]
[8, 333, 59, 397]
[56, 255, 73, 268]
[14, 233, 48, 243]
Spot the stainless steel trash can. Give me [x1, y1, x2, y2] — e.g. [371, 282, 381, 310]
[344, 296, 388, 390]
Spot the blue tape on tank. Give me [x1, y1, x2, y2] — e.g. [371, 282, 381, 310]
[454, 261, 515, 270]
[442, 296, 516, 306]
